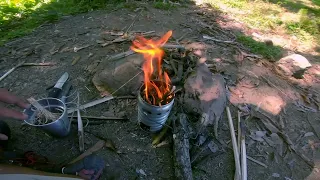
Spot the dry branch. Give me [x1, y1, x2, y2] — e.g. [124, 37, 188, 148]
[69, 116, 127, 121]
[0, 61, 25, 82]
[0, 61, 55, 82]
[247, 156, 267, 168]
[22, 62, 56, 66]
[203, 35, 236, 44]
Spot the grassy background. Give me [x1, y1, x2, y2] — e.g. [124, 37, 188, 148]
[203, 0, 320, 47]
[1, 0, 319, 59]
[0, 0, 130, 45]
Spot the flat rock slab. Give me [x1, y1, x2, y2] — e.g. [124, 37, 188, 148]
[92, 54, 144, 96]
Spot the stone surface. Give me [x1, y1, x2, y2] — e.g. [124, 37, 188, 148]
[183, 63, 227, 126]
[92, 54, 144, 96]
[276, 54, 312, 78]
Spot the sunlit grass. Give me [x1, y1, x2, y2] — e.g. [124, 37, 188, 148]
[203, 0, 320, 50]
[237, 35, 282, 60]
[0, 0, 126, 45]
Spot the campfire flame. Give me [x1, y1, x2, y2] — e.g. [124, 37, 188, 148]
[131, 31, 173, 105]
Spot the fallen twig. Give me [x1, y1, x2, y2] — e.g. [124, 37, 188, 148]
[125, 11, 142, 34]
[226, 107, 241, 180]
[70, 116, 127, 121]
[67, 72, 142, 114]
[203, 35, 236, 44]
[68, 140, 105, 164]
[22, 62, 56, 66]
[115, 96, 136, 99]
[67, 96, 114, 114]
[0, 61, 56, 82]
[306, 113, 320, 139]
[247, 156, 267, 168]
[260, 75, 289, 99]
[101, 37, 127, 47]
[256, 111, 314, 168]
[163, 44, 185, 49]
[0, 61, 25, 82]
[278, 131, 314, 168]
[74, 45, 91, 52]
[107, 50, 135, 62]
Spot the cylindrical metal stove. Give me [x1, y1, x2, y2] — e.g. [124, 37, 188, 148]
[138, 83, 174, 132]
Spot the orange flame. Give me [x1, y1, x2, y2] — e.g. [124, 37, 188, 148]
[131, 31, 173, 105]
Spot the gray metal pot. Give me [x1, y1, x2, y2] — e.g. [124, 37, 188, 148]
[24, 98, 70, 137]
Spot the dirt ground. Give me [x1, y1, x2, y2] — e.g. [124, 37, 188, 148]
[0, 2, 320, 180]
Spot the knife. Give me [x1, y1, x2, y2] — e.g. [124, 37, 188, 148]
[59, 81, 72, 104]
[48, 72, 69, 98]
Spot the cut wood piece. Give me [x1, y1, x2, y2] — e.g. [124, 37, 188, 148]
[173, 113, 193, 180]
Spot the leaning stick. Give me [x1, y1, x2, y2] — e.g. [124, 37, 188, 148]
[239, 111, 247, 180]
[237, 111, 241, 156]
[77, 92, 84, 152]
[226, 107, 241, 180]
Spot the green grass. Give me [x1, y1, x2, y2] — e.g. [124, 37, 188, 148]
[153, 2, 176, 10]
[237, 35, 282, 60]
[0, 0, 127, 45]
[204, 0, 320, 51]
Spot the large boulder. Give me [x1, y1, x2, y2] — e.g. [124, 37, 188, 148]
[276, 54, 312, 79]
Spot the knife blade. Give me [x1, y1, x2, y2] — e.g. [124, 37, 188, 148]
[59, 81, 72, 103]
[48, 72, 69, 98]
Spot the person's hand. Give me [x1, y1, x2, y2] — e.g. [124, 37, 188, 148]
[0, 88, 29, 120]
[0, 89, 29, 141]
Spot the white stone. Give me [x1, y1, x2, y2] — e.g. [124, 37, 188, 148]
[276, 54, 312, 78]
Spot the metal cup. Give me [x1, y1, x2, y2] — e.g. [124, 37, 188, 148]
[24, 98, 70, 137]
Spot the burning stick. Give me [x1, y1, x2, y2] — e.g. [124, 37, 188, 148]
[131, 30, 174, 106]
[226, 107, 241, 180]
